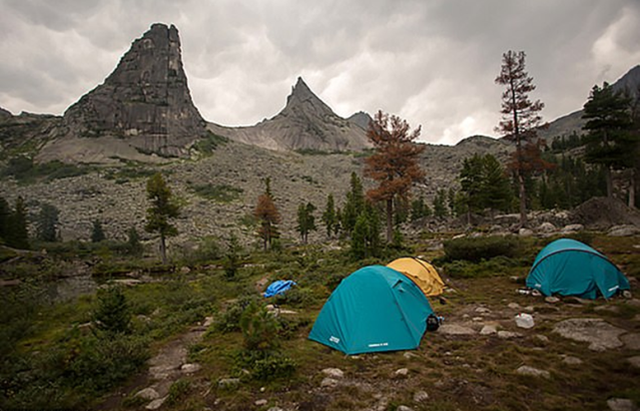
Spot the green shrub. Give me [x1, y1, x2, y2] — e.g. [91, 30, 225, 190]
[93, 286, 131, 335]
[251, 353, 296, 381]
[239, 300, 280, 351]
[443, 235, 521, 262]
[442, 255, 520, 278]
[165, 379, 192, 406]
[190, 183, 243, 203]
[273, 286, 316, 308]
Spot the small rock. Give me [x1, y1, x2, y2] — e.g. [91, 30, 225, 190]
[627, 356, 640, 368]
[537, 222, 556, 233]
[462, 314, 470, 319]
[621, 333, 640, 350]
[480, 324, 498, 335]
[397, 406, 415, 411]
[523, 306, 535, 313]
[394, 368, 409, 378]
[515, 313, 535, 329]
[472, 317, 484, 322]
[413, 390, 429, 403]
[181, 363, 201, 373]
[508, 302, 521, 309]
[519, 228, 534, 237]
[267, 407, 284, 411]
[146, 397, 167, 410]
[608, 225, 640, 237]
[475, 306, 491, 314]
[622, 291, 633, 299]
[545, 296, 560, 303]
[438, 324, 476, 335]
[535, 334, 549, 343]
[553, 318, 625, 351]
[321, 377, 339, 388]
[594, 305, 620, 313]
[203, 316, 214, 327]
[561, 224, 584, 234]
[607, 398, 638, 411]
[403, 352, 419, 359]
[135, 387, 160, 400]
[179, 266, 191, 274]
[498, 331, 523, 339]
[255, 399, 268, 406]
[561, 355, 583, 365]
[564, 296, 590, 305]
[322, 368, 344, 378]
[516, 365, 550, 378]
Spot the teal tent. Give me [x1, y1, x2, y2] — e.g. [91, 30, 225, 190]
[309, 265, 433, 355]
[526, 238, 630, 299]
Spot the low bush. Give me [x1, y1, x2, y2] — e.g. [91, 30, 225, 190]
[443, 235, 521, 262]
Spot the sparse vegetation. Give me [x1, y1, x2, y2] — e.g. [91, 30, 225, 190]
[189, 182, 243, 202]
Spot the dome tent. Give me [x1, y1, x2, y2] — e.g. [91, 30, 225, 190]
[387, 257, 445, 296]
[308, 265, 434, 355]
[526, 238, 629, 299]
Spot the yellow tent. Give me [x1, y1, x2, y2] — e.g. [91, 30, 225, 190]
[387, 257, 445, 297]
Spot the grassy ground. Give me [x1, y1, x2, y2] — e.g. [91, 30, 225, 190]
[1, 233, 639, 411]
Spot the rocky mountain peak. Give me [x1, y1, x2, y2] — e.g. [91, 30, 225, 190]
[612, 65, 640, 101]
[51, 22, 207, 161]
[283, 76, 335, 117]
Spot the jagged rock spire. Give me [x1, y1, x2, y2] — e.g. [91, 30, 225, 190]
[62, 23, 207, 158]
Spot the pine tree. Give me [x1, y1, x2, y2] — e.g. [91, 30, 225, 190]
[296, 202, 317, 244]
[91, 219, 106, 243]
[254, 178, 280, 251]
[93, 286, 131, 336]
[365, 110, 425, 242]
[5, 197, 29, 249]
[582, 82, 635, 201]
[321, 194, 337, 238]
[126, 226, 143, 256]
[35, 203, 59, 242]
[223, 234, 242, 280]
[433, 189, 449, 219]
[342, 172, 365, 236]
[350, 203, 381, 260]
[145, 173, 180, 265]
[0, 196, 9, 244]
[495, 50, 549, 227]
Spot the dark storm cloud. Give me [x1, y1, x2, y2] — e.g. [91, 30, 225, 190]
[1, 0, 638, 144]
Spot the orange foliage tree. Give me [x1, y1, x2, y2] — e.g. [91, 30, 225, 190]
[495, 50, 550, 227]
[254, 178, 280, 251]
[365, 110, 425, 242]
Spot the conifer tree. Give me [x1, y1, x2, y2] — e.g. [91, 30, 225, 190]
[433, 189, 449, 219]
[350, 203, 381, 260]
[342, 172, 365, 236]
[145, 173, 180, 264]
[35, 203, 59, 242]
[0, 196, 9, 244]
[365, 110, 425, 242]
[296, 202, 317, 244]
[321, 194, 337, 238]
[5, 196, 29, 249]
[254, 178, 280, 251]
[495, 50, 549, 227]
[126, 226, 143, 256]
[582, 82, 635, 201]
[91, 219, 106, 243]
[410, 195, 431, 221]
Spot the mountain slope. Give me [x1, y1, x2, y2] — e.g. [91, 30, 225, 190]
[208, 77, 371, 152]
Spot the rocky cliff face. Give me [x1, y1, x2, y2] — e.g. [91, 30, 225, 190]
[37, 23, 207, 163]
[208, 77, 372, 152]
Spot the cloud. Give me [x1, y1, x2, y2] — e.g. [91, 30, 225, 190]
[0, 0, 638, 143]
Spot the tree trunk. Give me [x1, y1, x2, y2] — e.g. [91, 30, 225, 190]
[629, 172, 636, 209]
[386, 198, 393, 243]
[605, 167, 613, 199]
[518, 171, 527, 227]
[160, 234, 167, 265]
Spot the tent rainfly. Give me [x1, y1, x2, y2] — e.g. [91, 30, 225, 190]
[263, 280, 296, 298]
[387, 257, 445, 296]
[308, 265, 434, 355]
[526, 238, 630, 299]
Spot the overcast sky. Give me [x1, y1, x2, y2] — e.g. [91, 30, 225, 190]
[1, 0, 639, 145]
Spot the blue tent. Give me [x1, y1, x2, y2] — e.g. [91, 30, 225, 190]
[526, 238, 630, 299]
[263, 280, 296, 298]
[309, 265, 433, 355]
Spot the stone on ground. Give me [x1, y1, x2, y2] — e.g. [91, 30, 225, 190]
[516, 366, 550, 378]
[438, 324, 476, 335]
[553, 318, 625, 351]
[607, 398, 638, 411]
[322, 368, 344, 378]
[413, 390, 429, 403]
[620, 333, 640, 350]
[498, 331, 523, 339]
[135, 387, 160, 400]
[627, 356, 640, 368]
[561, 355, 583, 365]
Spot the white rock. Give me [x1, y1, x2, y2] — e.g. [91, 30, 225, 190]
[438, 324, 476, 335]
[561, 355, 583, 365]
[322, 368, 344, 378]
[321, 377, 339, 388]
[545, 296, 560, 303]
[553, 318, 625, 351]
[515, 313, 535, 329]
[480, 324, 498, 335]
[508, 303, 521, 309]
[519, 228, 534, 237]
[627, 356, 640, 368]
[146, 397, 167, 410]
[267, 407, 284, 411]
[621, 333, 640, 350]
[394, 368, 409, 377]
[498, 331, 523, 339]
[535, 335, 549, 343]
[607, 398, 638, 411]
[135, 387, 160, 400]
[516, 366, 550, 378]
[181, 363, 201, 373]
[475, 306, 491, 313]
[255, 399, 268, 406]
[561, 224, 584, 233]
[397, 406, 415, 411]
[413, 390, 429, 403]
[608, 225, 640, 237]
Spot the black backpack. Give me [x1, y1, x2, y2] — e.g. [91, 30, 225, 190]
[426, 314, 440, 332]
